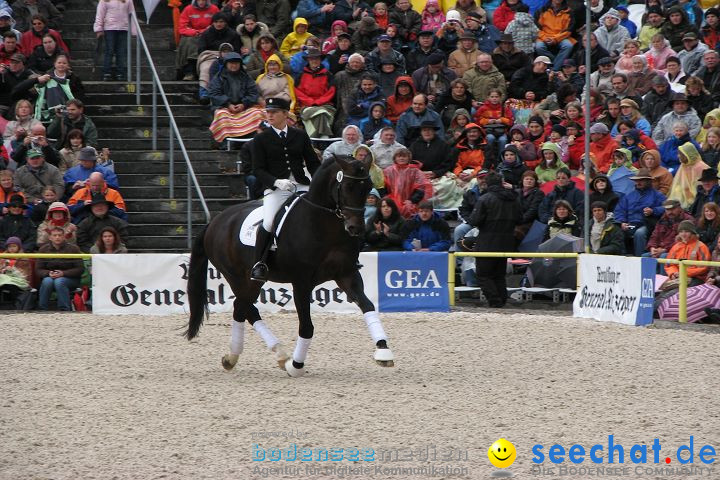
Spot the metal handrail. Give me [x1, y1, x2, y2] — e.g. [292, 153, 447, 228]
[126, 10, 211, 249]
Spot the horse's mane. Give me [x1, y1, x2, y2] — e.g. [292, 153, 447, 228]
[312, 155, 369, 185]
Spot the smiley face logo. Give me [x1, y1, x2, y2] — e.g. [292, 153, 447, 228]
[488, 438, 516, 468]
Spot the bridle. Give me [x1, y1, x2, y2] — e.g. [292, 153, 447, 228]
[299, 168, 370, 220]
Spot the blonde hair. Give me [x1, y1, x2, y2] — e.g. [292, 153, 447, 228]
[14, 99, 32, 116]
[702, 127, 720, 152]
[0, 170, 13, 180]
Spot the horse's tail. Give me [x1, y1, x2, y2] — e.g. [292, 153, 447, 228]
[185, 225, 209, 340]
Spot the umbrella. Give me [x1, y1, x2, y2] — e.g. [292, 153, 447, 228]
[609, 165, 636, 196]
[657, 283, 720, 323]
[528, 234, 583, 288]
[518, 220, 546, 253]
[539, 177, 586, 195]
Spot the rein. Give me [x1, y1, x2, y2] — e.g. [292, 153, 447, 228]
[299, 170, 370, 220]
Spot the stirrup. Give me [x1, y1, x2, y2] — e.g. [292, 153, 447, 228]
[250, 262, 268, 282]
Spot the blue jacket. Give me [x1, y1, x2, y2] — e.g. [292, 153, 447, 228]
[63, 165, 119, 190]
[402, 212, 451, 251]
[359, 116, 392, 142]
[611, 117, 650, 137]
[395, 107, 444, 146]
[620, 18, 637, 38]
[297, 0, 328, 28]
[658, 134, 701, 173]
[613, 186, 666, 226]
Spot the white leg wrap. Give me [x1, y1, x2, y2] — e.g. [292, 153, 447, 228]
[253, 320, 279, 349]
[293, 336, 312, 364]
[363, 311, 387, 344]
[230, 321, 245, 355]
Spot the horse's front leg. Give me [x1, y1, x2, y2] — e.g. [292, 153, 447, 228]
[285, 283, 313, 378]
[336, 271, 395, 367]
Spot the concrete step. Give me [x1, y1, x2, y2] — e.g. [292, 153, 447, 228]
[87, 104, 209, 116]
[127, 211, 212, 223]
[85, 93, 199, 107]
[94, 114, 211, 129]
[74, 64, 177, 81]
[127, 235, 194, 250]
[97, 138, 212, 150]
[122, 184, 231, 199]
[114, 161, 223, 175]
[129, 224, 209, 236]
[120, 172, 231, 187]
[126, 198, 240, 211]
[83, 80, 198, 94]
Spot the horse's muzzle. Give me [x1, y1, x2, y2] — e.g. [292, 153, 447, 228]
[345, 223, 364, 237]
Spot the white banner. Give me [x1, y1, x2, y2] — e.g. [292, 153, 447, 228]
[92, 253, 378, 315]
[573, 254, 656, 326]
[142, 0, 163, 22]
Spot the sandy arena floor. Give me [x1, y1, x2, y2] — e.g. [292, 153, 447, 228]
[1, 310, 719, 480]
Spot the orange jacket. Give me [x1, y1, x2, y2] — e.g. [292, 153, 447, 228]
[473, 102, 513, 127]
[453, 143, 486, 176]
[536, 6, 574, 44]
[664, 238, 711, 279]
[590, 134, 619, 174]
[67, 183, 126, 212]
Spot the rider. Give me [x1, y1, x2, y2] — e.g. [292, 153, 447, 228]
[250, 97, 321, 282]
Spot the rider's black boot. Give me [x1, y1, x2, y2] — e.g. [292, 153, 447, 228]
[250, 227, 272, 282]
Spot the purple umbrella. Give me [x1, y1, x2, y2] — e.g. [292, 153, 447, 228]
[657, 283, 720, 323]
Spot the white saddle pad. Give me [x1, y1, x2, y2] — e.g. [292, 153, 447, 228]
[239, 196, 303, 247]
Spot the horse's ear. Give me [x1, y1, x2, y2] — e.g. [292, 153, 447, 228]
[334, 154, 351, 170]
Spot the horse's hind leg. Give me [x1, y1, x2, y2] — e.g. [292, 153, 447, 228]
[284, 284, 313, 378]
[336, 271, 395, 367]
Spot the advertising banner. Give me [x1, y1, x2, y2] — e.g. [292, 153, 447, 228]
[573, 254, 656, 326]
[377, 252, 449, 312]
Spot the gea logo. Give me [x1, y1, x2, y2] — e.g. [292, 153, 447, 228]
[384, 270, 441, 289]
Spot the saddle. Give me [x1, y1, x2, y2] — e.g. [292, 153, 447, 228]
[238, 194, 304, 248]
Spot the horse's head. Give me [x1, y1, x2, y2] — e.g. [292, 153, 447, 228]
[331, 154, 372, 236]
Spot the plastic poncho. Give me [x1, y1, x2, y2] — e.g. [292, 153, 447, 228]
[668, 142, 710, 209]
[353, 144, 385, 191]
[697, 108, 720, 145]
[383, 160, 433, 218]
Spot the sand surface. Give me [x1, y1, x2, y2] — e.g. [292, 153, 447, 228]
[1, 310, 719, 480]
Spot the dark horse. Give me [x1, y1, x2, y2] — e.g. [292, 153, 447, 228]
[185, 155, 394, 377]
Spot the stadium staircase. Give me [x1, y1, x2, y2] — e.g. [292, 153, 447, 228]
[65, 0, 244, 252]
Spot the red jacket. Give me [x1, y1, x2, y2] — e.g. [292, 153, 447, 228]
[294, 66, 336, 108]
[590, 134, 619, 173]
[178, 2, 219, 37]
[20, 29, 69, 58]
[492, 1, 517, 32]
[473, 101, 513, 128]
[386, 76, 415, 124]
[566, 135, 585, 171]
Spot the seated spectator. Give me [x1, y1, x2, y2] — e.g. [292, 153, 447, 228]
[67, 171, 126, 222]
[595, 9, 630, 58]
[662, 7, 699, 52]
[3, 99, 41, 156]
[345, 72, 384, 127]
[607, 148, 637, 177]
[638, 6, 664, 50]
[320, 21, 348, 55]
[26, 32, 66, 74]
[396, 94, 443, 147]
[677, 32, 708, 77]
[685, 76, 714, 122]
[447, 33, 479, 79]
[611, 99, 651, 139]
[446, 107, 471, 145]
[491, 33, 529, 82]
[543, 199, 581, 241]
[405, 30, 441, 74]
[409, 122, 461, 209]
[613, 168, 666, 257]
[57, 128, 86, 172]
[294, 48, 336, 138]
[662, 221, 709, 293]
[461, 53, 506, 103]
[588, 123, 619, 174]
[288, 36, 327, 81]
[534, 0, 574, 72]
[503, 4, 536, 56]
[0, 170, 24, 213]
[695, 51, 720, 107]
[618, 127, 655, 165]
[47, 99, 97, 149]
[638, 149, 672, 196]
[360, 102, 392, 142]
[451, 123, 487, 187]
[352, 145, 385, 193]
[420, 0, 445, 32]
[696, 200, 720, 248]
[658, 121, 701, 174]
[14, 148, 64, 202]
[383, 148, 432, 218]
[256, 54, 296, 110]
[689, 168, 720, 219]
[0, 194, 35, 251]
[351, 16, 382, 55]
[35, 201, 75, 248]
[370, 127, 405, 170]
[535, 142, 567, 185]
[326, 32, 354, 75]
[411, 53, 456, 111]
[538, 167, 582, 223]
[89, 226, 128, 254]
[701, 127, 720, 170]
[11, 122, 61, 169]
[175, 0, 219, 81]
[35, 226, 84, 311]
[697, 109, 720, 145]
[473, 88, 512, 164]
[663, 56, 688, 93]
[616, 40, 640, 74]
[235, 15, 266, 54]
[369, 2, 388, 31]
[645, 35, 675, 73]
[434, 10, 462, 56]
[19, 14, 67, 56]
[588, 201, 624, 254]
[564, 122, 584, 170]
[514, 170, 543, 241]
[366, 34, 406, 75]
[64, 147, 118, 195]
[668, 142, 709, 209]
[702, 8, 720, 51]
[402, 201, 451, 251]
[0, 16, 21, 50]
[76, 195, 129, 252]
[509, 56, 551, 102]
[196, 12, 242, 93]
[506, 124, 537, 168]
[28, 185, 57, 224]
[10, 0, 62, 32]
[497, 145, 527, 188]
[0, 53, 33, 117]
[589, 57, 615, 98]
[323, 125, 361, 160]
[435, 78, 473, 129]
[589, 174, 619, 213]
[0, 236, 32, 305]
[245, 34, 289, 80]
[645, 198, 694, 260]
[280, 18, 311, 58]
[207, 52, 263, 143]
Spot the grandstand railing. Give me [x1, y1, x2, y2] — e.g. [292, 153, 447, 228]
[126, 11, 211, 249]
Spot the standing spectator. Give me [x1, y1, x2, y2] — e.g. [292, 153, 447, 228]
[491, 33, 530, 82]
[75, 195, 129, 252]
[534, 0, 575, 72]
[35, 201, 75, 247]
[402, 201, 451, 251]
[503, 4, 537, 56]
[0, 194, 36, 251]
[14, 148, 64, 202]
[364, 197, 405, 251]
[613, 168, 666, 257]
[588, 201, 624, 255]
[462, 53, 505, 101]
[93, 0, 136, 82]
[35, 227, 84, 311]
[468, 171, 521, 308]
[175, 0, 219, 81]
[46, 99, 98, 149]
[9, 0, 62, 32]
[89, 226, 128, 254]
